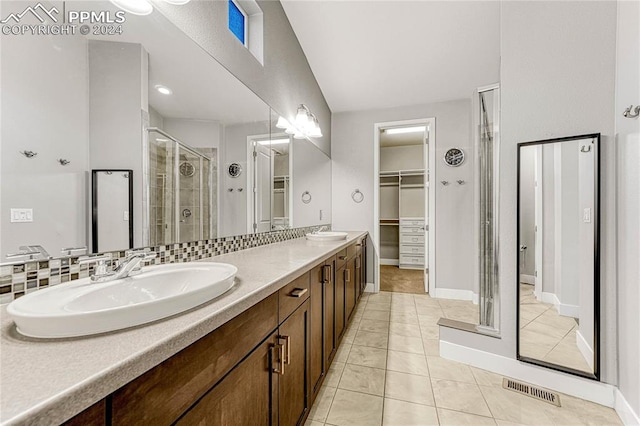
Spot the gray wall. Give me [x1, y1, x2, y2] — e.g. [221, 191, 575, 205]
[89, 41, 148, 248]
[518, 146, 536, 278]
[441, 1, 618, 385]
[331, 99, 474, 291]
[153, 0, 331, 156]
[0, 25, 89, 259]
[291, 139, 332, 228]
[614, 0, 640, 417]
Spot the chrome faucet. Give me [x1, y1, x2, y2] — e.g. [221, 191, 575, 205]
[312, 226, 328, 234]
[79, 251, 157, 283]
[5, 245, 51, 261]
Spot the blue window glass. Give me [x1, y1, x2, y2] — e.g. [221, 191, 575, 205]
[228, 0, 245, 45]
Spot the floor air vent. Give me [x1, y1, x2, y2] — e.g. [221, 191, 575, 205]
[502, 378, 561, 407]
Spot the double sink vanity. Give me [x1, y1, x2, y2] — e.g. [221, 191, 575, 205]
[0, 231, 366, 425]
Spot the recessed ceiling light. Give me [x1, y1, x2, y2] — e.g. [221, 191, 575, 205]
[162, 0, 191, 4]
[155, 85, 173, 95]
[385, 126, 426, 135]
[110, 0, 153, 15]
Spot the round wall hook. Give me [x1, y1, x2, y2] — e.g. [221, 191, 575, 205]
[351, 189, 364, 203]
[301, 191, 312, 204]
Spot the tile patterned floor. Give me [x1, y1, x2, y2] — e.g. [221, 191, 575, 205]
[519, 284, 592, 373]
[306, 291, 621, 426]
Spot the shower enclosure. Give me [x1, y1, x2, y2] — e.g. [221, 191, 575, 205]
[477, 85, 500, 332]
[146, 128, 215, 245]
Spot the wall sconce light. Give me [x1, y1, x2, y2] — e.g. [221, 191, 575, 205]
[276, 104, 323, 139]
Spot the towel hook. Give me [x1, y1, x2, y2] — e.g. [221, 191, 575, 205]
[302, 191, 312, 204]
[441, 180, 450, 186]
[351, 189, 364, 203]
[623, 105, 640, 119]
[580, 145, 592, 153]
[58, 158, 70, 166]
[20, 150, 37, 158]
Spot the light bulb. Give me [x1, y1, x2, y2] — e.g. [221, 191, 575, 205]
[276, 116, 290, 129]
[110, 0, 153, 15]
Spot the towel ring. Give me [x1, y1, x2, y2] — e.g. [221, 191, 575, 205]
[302, 191, 312, 204]
[351, 189, 364, 203]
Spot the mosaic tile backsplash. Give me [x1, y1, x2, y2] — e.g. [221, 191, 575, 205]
[0, 225, 330, 304]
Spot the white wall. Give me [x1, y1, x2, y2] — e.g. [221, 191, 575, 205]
[331, 99, 474, 290]
[89, 41, 148, 248]
[163, 119, 221, 150]
[291, 139, 332, 228]
[0, 20, 89, 259]
[440, 1, 618, 386]
[614, 0, 640, 419]
[380, 145, 423, 172]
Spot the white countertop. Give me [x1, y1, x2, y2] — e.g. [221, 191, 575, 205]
[0, 231, 367, 426]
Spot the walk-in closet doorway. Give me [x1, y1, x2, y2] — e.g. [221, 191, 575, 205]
[373, 118, 436, 294]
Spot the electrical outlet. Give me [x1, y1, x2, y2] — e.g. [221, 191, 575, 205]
[10, 208, 33, 223]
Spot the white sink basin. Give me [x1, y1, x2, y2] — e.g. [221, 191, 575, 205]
[6, 262, 237, 338]
[306, 231, 348, 242]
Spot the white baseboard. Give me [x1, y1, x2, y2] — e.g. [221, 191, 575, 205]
[576, 330, 594, 370]
[433, 288, 479, 305]
[440, 341, 616, 407]
[615, 388, 640, 426]
[364, 282, 375, 293]
[520, 274, 535, 284]
[540, 291, 560, 306]
[558, 303, 580, 318]
[380, 258, 399, 266]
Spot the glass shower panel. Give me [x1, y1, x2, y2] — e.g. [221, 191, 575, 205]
[202, 157, 212, 239]
[177, 147, 202, 243]
[478, 87, 500, 331]
[148, 135, 176, 246]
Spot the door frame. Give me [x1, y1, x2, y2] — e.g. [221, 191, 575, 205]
[246, 133, 274, 233]
[534, 145, 544, 299]
[373, 117, 436, 293]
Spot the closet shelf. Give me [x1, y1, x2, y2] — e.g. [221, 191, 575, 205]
[401, 184, 424, 188]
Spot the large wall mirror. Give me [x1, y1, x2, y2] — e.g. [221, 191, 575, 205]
[517, 134, 600, 380]
[0, 0, 330, 262]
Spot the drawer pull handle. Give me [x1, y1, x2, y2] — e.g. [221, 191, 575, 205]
[281, 335, 291, 365]
[345, 268, 351, 282]
[289, 288, 308, 298]
[322, 265, 331, 283]
[271, 344, 285, 375]
[338, 255, 347, 261]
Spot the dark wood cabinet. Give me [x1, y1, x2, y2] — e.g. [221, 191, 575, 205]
[98, 237, 366, 426]
[278, 300, 310, 426]
[310, 261, 335, 401]
[335, 261, 346, 341]
[176, 331, 279, 426]
[345, 257, 356, 321]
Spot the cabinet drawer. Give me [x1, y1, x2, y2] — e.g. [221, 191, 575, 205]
[279, 273, 310, 323]
[400, 219, 424, 227]
[400, 245, 425, 255]
[400, 255, 424, 266]
[400, 226, 424, 235]
[400, 234, 425, 245]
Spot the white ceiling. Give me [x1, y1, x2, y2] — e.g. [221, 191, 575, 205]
[86, 1, 269, 124]
[281, 1, 501, 113]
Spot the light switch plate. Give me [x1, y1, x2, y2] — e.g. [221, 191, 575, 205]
[583, 208, 591, 223]
[11, 208, 33, 223]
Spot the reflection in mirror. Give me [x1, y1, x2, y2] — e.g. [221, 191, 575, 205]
[517, 134, 599, 379]
[0, 0, 271, 260]
[92, 170, 133, 252]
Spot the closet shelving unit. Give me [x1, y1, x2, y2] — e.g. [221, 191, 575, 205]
[379, 169, 426, 269]
[272, 175, 289, 229]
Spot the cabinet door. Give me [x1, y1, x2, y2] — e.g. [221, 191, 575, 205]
[309, 264, 325, 399]
[335, 265, 346, 341]
[345, 257, 357, 322]
[323, 262, 336, 368]
[355, 250, 362, 302]
[177, 332, 279, 426]
[279, 300, 311, 426]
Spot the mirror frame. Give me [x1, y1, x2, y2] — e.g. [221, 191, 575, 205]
[91, 169, 134, 253]
[515, 133, 601, 381]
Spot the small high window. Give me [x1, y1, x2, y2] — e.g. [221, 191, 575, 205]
[227, 0, 264, 65]
[228, 0, 247, 46]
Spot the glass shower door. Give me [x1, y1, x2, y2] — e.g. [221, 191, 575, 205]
[177, 147, 202, 243]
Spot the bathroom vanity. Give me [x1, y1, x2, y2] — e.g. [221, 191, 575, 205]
[0, 232, 367, 425]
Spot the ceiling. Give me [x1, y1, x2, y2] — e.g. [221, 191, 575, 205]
[281, 1, 501, 113]
[85, 1, 269, 125]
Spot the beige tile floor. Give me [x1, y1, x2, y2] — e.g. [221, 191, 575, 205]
[306, 291, 621, 426]
[519, 284, 592, 373]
